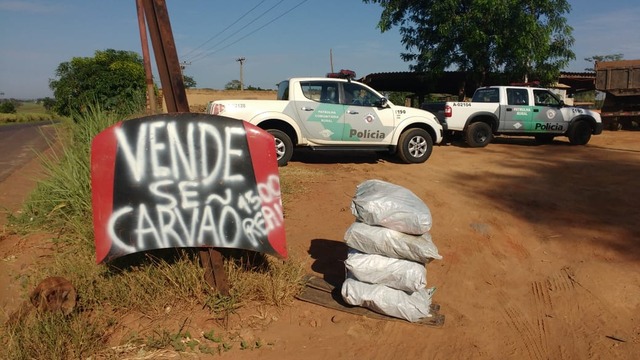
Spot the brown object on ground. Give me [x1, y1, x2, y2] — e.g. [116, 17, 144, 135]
[1, 131, 639, 359]
[29, 276, 77, 315]
[6, 276, 77, 325]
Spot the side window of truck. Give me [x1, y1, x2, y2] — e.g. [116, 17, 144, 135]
[277, 80, 289, 100]
[533, 90, 561, 107]
[472, 88, 499, 102]
[342, 82, 378, 106]
[507, 88, 529, 105]
[300, 81, 339, 104]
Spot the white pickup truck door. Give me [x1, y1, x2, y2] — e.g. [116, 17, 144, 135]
[500, 88, 533, 132]
[341, 82, 393, 143]
[293, 81, 346, 143]
[531, 89, 567, 133]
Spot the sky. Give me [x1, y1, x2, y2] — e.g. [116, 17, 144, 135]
[1, 0, 639, 99]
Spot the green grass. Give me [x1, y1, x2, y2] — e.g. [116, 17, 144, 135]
[0, 101, 64, 125]
[1, 102, 308, 359]
[16, 101, 48, 114]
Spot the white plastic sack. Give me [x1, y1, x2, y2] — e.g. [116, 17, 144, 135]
[341, 276, 435, 323]
[345, 248, 427, 292]
[344, 222, 442, 263]
[351, 179, 432, 235]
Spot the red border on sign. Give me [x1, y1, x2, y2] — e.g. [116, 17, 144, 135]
[91, 122, 120, 263]
[243, 122, 288, 259]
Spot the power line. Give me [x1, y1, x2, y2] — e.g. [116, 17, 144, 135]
[187, 0, 309, 64]
[185, 0, 285, 63]
[180, 0, 267, 60]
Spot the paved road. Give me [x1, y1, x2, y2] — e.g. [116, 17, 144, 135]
[0, 121, 58, 182]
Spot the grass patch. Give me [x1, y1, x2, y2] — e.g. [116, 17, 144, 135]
[5, 310, 112, 359]
[16, 102, 48, 114]
[278, 165, 327, 208]
[0, 101, 64, 126]
[0, 113, 61, 125]
[1, 103, 308, 359]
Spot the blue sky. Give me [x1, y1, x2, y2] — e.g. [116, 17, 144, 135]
[1, 0, 639, 99]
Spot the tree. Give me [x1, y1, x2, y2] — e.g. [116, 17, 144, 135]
[0, 100, 16, 114]
[584, 53, 624, 71]
[225, 80, 242, 90]
[364, 0, 575, 93]
[49, 49, 146, 116]
[246, 85, 271, 91]
[41, 97, 56, 111]
[183, 74, 197, 88]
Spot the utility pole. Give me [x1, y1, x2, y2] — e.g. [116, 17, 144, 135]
[236, 57, 246, 91]
[330, 49, 334, 73]
[180, 61, 191, 74]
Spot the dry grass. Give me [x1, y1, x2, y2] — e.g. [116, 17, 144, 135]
[1, 102, 310, 359]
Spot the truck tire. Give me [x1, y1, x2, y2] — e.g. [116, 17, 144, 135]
[397, 128, 433, 163]
[267, 129, 293, 166]
[568, 121, 592, 145]
[465, 122, 493, 147]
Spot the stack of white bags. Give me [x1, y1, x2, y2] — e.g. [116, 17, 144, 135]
[341, 179, 442, 323]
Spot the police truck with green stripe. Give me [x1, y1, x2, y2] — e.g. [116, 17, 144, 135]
[440, 85, 603, 147]
[206, 73, 444, 166]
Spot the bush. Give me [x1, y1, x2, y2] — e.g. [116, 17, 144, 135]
[0, 101, 17, 114]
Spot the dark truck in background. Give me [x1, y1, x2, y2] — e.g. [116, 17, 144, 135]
[596, 59, 640, 130]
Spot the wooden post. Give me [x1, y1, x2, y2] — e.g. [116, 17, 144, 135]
[140, 0, 188, 113]
[139, 0, 229, 294]
[135, 0, 157, 114]
[199, 249, 230, 296]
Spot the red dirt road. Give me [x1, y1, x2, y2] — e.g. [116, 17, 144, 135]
[248, 131, 640, 359]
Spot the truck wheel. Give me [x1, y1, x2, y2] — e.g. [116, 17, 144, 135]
[397, 128, 433, 163]
[267, 129, 293, 166]
[534, 134, 555, 144]
[465, 122, 493, 147]
[568, 121, 592, 145]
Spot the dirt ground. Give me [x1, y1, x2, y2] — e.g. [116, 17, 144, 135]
[1, 130, 639, 359]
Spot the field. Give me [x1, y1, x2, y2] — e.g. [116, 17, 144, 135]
[0, 101, 55, 125]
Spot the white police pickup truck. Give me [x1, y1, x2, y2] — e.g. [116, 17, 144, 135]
[206, 75, 444, 166]
[438, 85, 603, 147]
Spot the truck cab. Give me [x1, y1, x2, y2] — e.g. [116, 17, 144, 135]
[277, 78, 401, 144]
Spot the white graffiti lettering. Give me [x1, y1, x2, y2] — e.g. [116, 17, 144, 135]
[107, 120, 285, 257]
[116, 121, 245, 184]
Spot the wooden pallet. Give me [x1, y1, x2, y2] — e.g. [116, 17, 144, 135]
[296, 274, 445, 327]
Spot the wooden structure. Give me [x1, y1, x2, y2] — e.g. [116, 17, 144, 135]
[138, 0, 229, 294]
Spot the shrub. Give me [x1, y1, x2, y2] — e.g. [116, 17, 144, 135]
[0, 101, 17, 114]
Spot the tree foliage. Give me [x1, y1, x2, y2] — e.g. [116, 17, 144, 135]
[584, 53, 624, 71]
[225, 80, 242, 90]
[0, 100, 17, 114]
[183, 74, 197, 89]
[49, 49, 146, 116]
[41, 97, 56, 111]
[364, 0, 575, 89]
